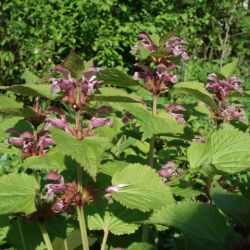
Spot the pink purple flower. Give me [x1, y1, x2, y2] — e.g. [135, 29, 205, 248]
[166, 104, 186, 124]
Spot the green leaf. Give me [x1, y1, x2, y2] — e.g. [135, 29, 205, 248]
[7, 219, 42, 250]
[97, 69, 139, 87]
[187, 128, 250, 174]
[0, 215, 9, 244]
[151, 201, 228, 249]
[99, 161, 130, 177]
[219, 58, 238, 79]
[128, 242, 156, 250]
[62, 51, 85, 79]
[21, 69, 39, 85]
[23, 148, 66, 171]
[51, 129, 110, 179]
[138, 46, 151, 60]
[0, 85, 58, 100]
[173, 82, 219, 113]
[0, 173, 38, 215]
[87, 201, 143, 235]
[118, 103, 183, 139]
[0, 95, 22, 110]
[91, 87, 143, 103]
[111, 164, 175, 211]
[148, 33, 160, 47]
[211, 186, 250, 226]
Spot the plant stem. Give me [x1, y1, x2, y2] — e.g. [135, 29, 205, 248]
[143, 94, 158, 242]
[77, 164, 89, 250]
[17, 218, 27, 250]
[64, 239, 69, 250]
[39, 223, 53, 250]
[100, 230, 109, 250]
[76, 205, 89, 250]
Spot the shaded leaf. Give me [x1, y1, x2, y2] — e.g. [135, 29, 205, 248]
[0, 85, 59, 100]
[62, 51, 85, 79]
[211, 186, 250, 227]
[151, 201, 228, 250]
[174, 82, 219, 113]
[91, 87, 143, 103]
[97, 69, 139, 87]
[128, 242, 156, 250]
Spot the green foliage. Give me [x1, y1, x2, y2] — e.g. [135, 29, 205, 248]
[151, 201, 229, 250]
[173, 81, 219, 113]
[111, 164, 175, 211]
[219, 58, 239, 79]
[87, 201, 144, 235]
[51, 128, 110, 179]
[187, 128, 250, 174]
[211, 186, 250, 227]
[0, 173, 38, 215]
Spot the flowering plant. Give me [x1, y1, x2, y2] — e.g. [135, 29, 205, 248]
[0, 34, 250, 250]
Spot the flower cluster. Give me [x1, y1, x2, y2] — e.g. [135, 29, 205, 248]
[206, 73, 245, 122]
[166, 104, 186, 124]
[44, 171, 94, 213]
[50, 65, 102, 109]
[132, 33, 188, 95]
[4, 128, 53, 159]
[158, 162, 177, 182]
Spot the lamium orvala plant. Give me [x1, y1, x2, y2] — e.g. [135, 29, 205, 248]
[0, 33, 250, 250]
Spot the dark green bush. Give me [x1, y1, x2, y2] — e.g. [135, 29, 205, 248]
[0, 0, 249, 84]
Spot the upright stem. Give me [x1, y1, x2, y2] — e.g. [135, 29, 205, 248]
[100, 230, 109, 250]
[76, 205, 89, 250]
[17, 218, 27, 250]
[143, 94, 158, 242]
[39, 223, 53, 250]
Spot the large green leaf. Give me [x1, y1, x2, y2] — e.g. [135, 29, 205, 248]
[0, 173, 38, 215]
[219, 58, 238, 79]
[151, 201, 228, 250]
[51, 129, 110, 179]
[173, 82, 219, 113]
[0, 84, 58, 100]
[23, 148, 66, 171]
[187, 128, 250, 174]
[211, 187, 250, 226]
[0, 215, 9, 245]
[97, 68, 139, 87]
[111, 164, 175, 211]
[86, 201, 144, 235]
[91, 87, 143, 103]
[117, 103, 183, 139]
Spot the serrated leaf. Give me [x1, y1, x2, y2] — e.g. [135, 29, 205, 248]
[51, 129, 110, 179]
[0, 85, 58, 100]
[118, 103, 183, 139]
[111, 164, 175, 211]
[86, 201, 143, 235]
[187, 128, 250, 174]
[22, 69, 38, 85]
[174, 82, 219, 113]
[91, 87, 143, 103]
[151, 201, 228, 249]
[62, 51, 85, 79]
[0, 173, 38, 215]
[97, 69, 139, 87]
[23, 148, 66, 171]
[219, 58, 238, 79]
[211, 186, 250, 226]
